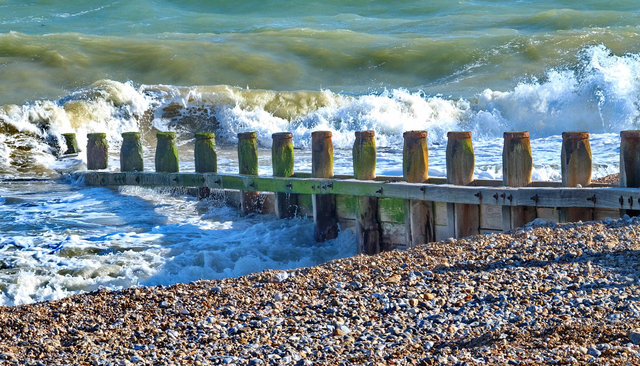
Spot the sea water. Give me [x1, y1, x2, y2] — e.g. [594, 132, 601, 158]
[0, 0, 639, 305]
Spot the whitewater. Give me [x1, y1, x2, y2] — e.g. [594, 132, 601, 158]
[1, 0, 640, 305]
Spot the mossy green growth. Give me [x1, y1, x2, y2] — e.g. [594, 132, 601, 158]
[353, 135, 376, 180]
[155, 132, 179, 173]
[402, 139, 428, 183]
[62, 133, 79, 154]
[238, 132, 258, 175]
[272, 134, 294, 177]
[87, 133, 108, 170]
[195, 132, 217, 173]
[120, 132, 143, 172]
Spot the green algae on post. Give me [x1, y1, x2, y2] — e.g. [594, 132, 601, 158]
[120, 132, 143, 172]
[353, 130, 376, 180]
[155, 132, 179, 173]
[312, 131, 338, 242]
[353, 130, 382, 254]
[238, 132, 258, 176]
[62, 133, 79, 155]
[195, 132, 217, 173]
[238, 132, 260, 215]
[86, 133, 108, 170]
[272, 132, 297, 219]
[402, 130, 428, 183]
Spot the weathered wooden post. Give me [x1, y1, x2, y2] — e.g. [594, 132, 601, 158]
[238, 132, 260, 215]
[502, 131, 535, 230]
[312, 131, 338, 241]
[353, 130, 383, 254]
[620, 130, 640, 188]
[561, 131, 592, 222]
[155, 132, 179, 173]
[620, 130, 640, 216]
[403, 130, 434, 246]
[62, 133, 79, 155]
[194, 132, 217, 199]
[272, 132, 297, 218]
[120, 132, 143, 172]
[87, 133, 108, 170]
[446, 131, 478, 237]
[195, 132, 217, 173]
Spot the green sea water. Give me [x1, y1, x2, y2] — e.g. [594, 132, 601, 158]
[1, 0, 639, 104]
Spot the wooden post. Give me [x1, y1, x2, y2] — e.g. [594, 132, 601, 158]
[312, 131, 338, 241]
[120, 132, 143, 172]
[353, 130, 383, 254]
[620, 130, 640, 216]
[86, 133, 108, 170]
[195, 132, 217, 173]
[561, 131, 592, 222]
[446, 131, 478, 237]
[272, 132, 297, 218]
[238, 132, 260, 215]
[620, 130, 640, 188]
[403, 130, 434, 246]
[502, 131, 535, 230]
[195, 132, 217, 199]
[62, 133, 79, 155]
[155, 132, 179, 173]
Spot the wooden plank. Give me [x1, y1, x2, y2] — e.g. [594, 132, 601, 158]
[381, 222, 407, 246]
[594, 208, 620, 221]
[480, 204, 502, 230]
[537, 207, 559, 223]
[435, 224, 454, 241]
[336, 195, 357, 220]
[378, 198, 405, 223]
[76, 172, 640, 210]
[435, 201, 448, 226]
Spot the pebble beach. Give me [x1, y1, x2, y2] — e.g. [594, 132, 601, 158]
[2, 214, 640, 365]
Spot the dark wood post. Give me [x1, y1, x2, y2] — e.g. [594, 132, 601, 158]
[87, 133, 108, 170]
[620, 130, 640, 216]
[353, 130, 383, 254]
[446, 131, 478, 237]
[120, 132, 143, 172]
[238, 132, 260, 215]
[620, 130, 640, 188]
[155, 132, 179, 173]
[561, 131, 592, 222]
[312, 131, 338, 241]
[62, 133, 79, 155]
[272, 132, 297, 218]
[403, 130, 434, 246]
[502, 131, 535, 230]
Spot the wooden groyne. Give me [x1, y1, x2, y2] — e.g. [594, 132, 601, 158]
[68, 130, 640, 255]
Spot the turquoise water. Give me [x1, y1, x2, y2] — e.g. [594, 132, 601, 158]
[0, 1, 639, 305]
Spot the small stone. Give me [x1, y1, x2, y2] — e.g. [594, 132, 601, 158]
[588, 347, 601, 357]
[388, 274, 401, 283]
[274, 292, 284, 301]
[333, 325, 351, 337]
[130, 355, 144, 363]
[425, 341, 434, 351]
[211, 286, 222, 294]
[409, 298, 419, 307]
[159, 301, 169, 308]
[273, 271, 289, 283]
[630, 330, 640, 345]
[180, 308, 190, 315]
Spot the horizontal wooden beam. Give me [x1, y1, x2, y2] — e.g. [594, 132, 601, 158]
[74, 171, 638, 210]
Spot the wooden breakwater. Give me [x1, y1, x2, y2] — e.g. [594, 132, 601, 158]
[68, 130, 640, 255]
